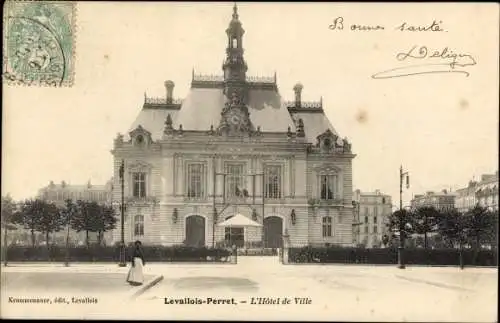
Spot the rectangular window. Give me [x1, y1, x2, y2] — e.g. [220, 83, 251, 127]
[374, 216, 377, 223]
[373, 226, 378, 233]
[322, 216, 332, 237]
[134, 208, 144, 236]
[264, 165, 282, 199]
[374, 207, 378, 217]
[225, 164, 244, 198]
[187, 164, 205, 198]
[320, 175, 336, 200]
[364, 207, 369, 216]
[364, 216, 368, 223]
[364, 226, 368, 234]
[133, 172, 146, 198]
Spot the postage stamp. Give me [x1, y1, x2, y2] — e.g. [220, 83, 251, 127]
[2, 1, 76, 87]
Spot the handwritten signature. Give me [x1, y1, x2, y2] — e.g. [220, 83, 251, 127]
[371, 45, 477, 79]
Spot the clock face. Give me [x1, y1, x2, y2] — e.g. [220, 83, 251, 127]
[230, 114, 241, 125]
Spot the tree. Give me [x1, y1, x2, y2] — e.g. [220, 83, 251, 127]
[95, 204, 117, 246]
[12, 199, 42, 248]
[11, 199, 64, 250]
[38, 201, 64, 248]
[1, 195, 18, 232]
[463, 205, 497, 250]
[71, 200, 93, 247]
[2, 195, 18, 266]
[386, 209, 414, 247]
[413, 206, 441, 249]
[61, 199, 79, 265]
[71, 201, 117, 247]
[436, 208, 467, 268]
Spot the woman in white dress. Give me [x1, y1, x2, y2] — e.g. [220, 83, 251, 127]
[126, 240, 145, 286]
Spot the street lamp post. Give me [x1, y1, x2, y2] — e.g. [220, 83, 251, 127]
[398, 165, 410, 269]
[2, 220, 8, 267]
[212, 172, 227, 247]
[246, 172, 265, 248]
[118, 160, 127, 267]
[64, 206, 71, 267]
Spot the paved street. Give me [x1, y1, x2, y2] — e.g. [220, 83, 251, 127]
[1, 272, 150, 294]
[1, 257, 497, 321]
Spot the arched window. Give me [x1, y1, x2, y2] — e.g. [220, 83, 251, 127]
[322, 216, 332, 237]
[134, 210, 144, 236]
[232, 37, 237, 48]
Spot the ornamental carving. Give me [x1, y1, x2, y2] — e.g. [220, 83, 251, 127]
[164, 114, 174, 135]
[218, 91, 255, 136]
[313, 164, 342, 174]
[129, 125, 153, 147]
[128, 160, 153, 172]
[316, 129, 338, 152]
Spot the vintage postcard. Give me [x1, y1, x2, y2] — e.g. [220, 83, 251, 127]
[1, 2, 498, 321]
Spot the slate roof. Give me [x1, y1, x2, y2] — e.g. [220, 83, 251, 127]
[128, 107, 179, 141]
[289, 111, 338, 144]
[126, 86, 338, 143]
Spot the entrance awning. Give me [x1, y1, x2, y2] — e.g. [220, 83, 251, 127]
[217, 213, 263, 227]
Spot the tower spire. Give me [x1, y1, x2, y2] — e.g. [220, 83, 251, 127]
[232, 2, 238, 19]
[217, 4, 253, 136]
[223, 2, 247, 87]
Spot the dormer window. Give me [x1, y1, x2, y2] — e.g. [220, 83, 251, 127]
[129, 125, 152, 148]
[317, 129, 337, 153]
[136, 135, 144, 145]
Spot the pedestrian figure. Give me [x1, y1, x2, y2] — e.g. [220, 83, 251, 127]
[126, 240, 145, 286]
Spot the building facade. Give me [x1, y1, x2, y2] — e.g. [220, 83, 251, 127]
[37, 180, 113, 206]
[110, 5, 356, 248]
[455, 172, 499, 212]
[352, 190, 392, 248]
[410, 190, 456, 211]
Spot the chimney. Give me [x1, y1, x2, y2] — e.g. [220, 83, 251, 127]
[293, 83, 303, 108]
[164, 80, 175, 104]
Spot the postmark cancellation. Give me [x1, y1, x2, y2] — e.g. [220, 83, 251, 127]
[2, 0, 76, 87]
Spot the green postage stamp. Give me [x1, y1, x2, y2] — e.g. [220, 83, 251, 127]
[3, 1, 76, 86]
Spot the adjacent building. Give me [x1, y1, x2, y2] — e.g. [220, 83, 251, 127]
[352, 190, 392, 248]
[410, 190, 456, 211]
[36, 179, 114, 245]
[110, 5, 356, 248]
[37, 180, 113, 206]
[455, 171, 499, 212]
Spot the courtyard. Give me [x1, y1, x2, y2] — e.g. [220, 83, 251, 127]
[1, 257, 497, 321]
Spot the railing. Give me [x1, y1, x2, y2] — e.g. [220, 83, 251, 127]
[125, 196, 159, 205]
[144, 97, 183, 105]
[285, 100, 322, 108]
[309, 198, 350, 207]
[246, 75, 275, 83]
[191, 74, 276, 83]
[192, 74, 224, 82]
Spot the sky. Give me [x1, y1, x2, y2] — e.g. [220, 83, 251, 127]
[2, 2, 499, 205]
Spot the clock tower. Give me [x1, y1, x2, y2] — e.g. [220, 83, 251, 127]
[218, 3, 253, 136]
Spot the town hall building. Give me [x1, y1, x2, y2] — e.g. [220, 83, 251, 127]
[110, 5, 356, 248]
